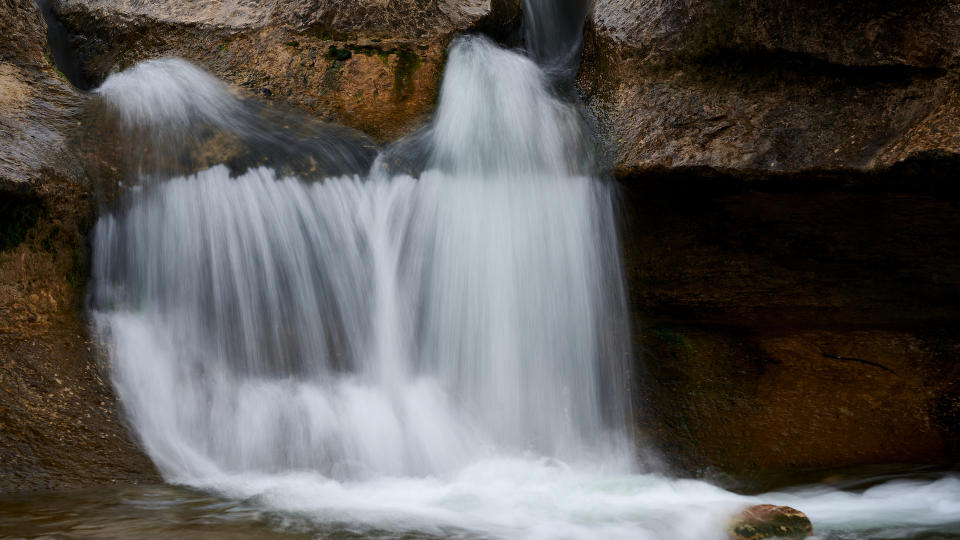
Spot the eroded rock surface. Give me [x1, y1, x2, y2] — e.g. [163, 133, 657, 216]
[586, 1, 960, 481]
[580, 0, 960, 175]
[0, 0, 79, 189]
[0, 0, 158, 493]
[53, 0, 522, 141]
[729, 504, 812, 540]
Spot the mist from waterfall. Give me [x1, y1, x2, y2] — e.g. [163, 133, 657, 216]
[87, 2, 960, 539]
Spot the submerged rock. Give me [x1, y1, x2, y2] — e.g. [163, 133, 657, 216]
[729, 504, 813, 540]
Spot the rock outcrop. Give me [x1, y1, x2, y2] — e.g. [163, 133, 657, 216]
[582, 0, 960, 482]
[580, 0, 960, 175]
[0, 0, 158, 493]
[52, 0, 522, 141]
[729, 504, 812, 540]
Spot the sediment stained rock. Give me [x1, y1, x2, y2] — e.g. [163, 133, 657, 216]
[580, 0, 960, 176]
[0, 0, 158, 493]
[729, 504, 812, 540]
[52, 0, 522, 141]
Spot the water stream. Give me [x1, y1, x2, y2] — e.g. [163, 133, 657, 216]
[68, 1, 960, 539]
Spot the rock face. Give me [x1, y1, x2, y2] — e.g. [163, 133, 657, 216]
[580, 0, 960, 480]
[53, 0, 522, 141]
[729, 504, 812, 540]
[0, 0, 158, 493]
[0, 0, 79, 189]
[580, 0, 960, 175]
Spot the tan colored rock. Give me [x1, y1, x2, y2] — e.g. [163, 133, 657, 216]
[53, 0, 522, 141]
[0, 0, 80, 189]
[729, 505, 812, 540]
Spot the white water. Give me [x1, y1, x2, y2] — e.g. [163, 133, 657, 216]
[90, 13, 960, 540]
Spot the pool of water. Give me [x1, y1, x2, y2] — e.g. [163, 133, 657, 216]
[2, 467, 958, 540]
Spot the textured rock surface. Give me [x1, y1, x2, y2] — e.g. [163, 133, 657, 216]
[0, 0, 158, 493]
[0, 0, 79, 188]
[585, 0, 960, 481]
[580, 0, 960, 175]
[53, 0, 522, 141]
[619, 163, 960, 482]
[729, 504, 812, 540]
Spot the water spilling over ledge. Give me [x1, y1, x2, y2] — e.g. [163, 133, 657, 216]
[51, 1, 960, 538]
[92, 33, 633, 479]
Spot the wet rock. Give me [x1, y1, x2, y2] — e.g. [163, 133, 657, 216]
[729, 504, 812, 540]
[0, 0, 80, 190]
[0, 0, 159, 493]
[52, 0, 523, 141]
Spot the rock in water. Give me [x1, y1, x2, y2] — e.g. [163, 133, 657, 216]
[728, 504, 813, 540]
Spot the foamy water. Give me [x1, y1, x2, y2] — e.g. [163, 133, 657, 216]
[86, 4, 960, 539]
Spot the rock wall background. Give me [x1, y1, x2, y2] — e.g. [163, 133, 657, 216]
[0, 0, 958, 492]
[0, 0, 158, 492]
[53, 0, 522, 141]
[580, 0, 960, 483]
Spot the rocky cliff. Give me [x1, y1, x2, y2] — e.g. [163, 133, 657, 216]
[579, 0, 960, 483]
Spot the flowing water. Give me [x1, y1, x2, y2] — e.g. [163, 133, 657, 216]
[22, 1, 958, 539]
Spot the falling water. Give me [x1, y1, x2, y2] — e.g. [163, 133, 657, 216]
[88, 2, 960, 539]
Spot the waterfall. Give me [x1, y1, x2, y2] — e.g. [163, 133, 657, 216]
[93, 2, 632, 483]
[87, 2, 960, 539]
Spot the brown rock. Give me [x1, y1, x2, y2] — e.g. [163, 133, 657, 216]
[0, 0, 159, 493]
[579, 0, 960, 176]
[53, 0, 522, 141]
[585, 0, 960, 482]
[621, 172, 960, 483]
[729, 504, 812, 540]
[0, 0, 80, 190]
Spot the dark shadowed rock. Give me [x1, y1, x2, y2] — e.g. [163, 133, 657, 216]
[729, 504, 812, 540]
[586, 1, 960, 481]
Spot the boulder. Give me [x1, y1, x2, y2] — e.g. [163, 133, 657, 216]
[729, 504, 813, 540]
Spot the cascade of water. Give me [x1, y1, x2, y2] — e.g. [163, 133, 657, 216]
[522, 0, 593, 78]
[92, 1, 632, 482]
[87, 2, 960, 538]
